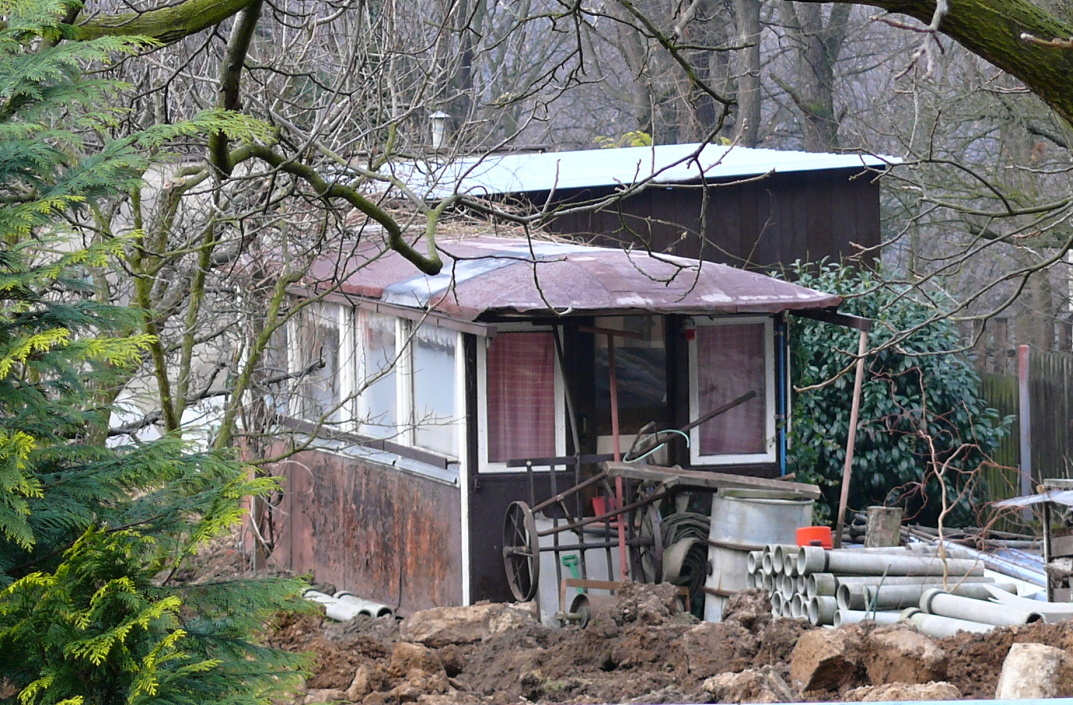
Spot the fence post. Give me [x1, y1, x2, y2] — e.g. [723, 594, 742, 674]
[1018, 345, 1033, 505]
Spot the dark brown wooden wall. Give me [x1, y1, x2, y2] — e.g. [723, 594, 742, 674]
[540, 168, 881, 270]
[270, 449, 463, 614]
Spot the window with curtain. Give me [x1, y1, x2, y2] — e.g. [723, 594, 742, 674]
[690, 318, 774, 463]
[485, 331, 557, 463]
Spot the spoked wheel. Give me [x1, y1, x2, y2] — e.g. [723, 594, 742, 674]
[634, 503, 664, 583]
[503, 500, 540, 601]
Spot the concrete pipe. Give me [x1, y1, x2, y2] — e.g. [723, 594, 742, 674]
[919, 588, 1041, 627]
[746, 571, 757, 589]
[775, 544, 799, 577]
[762, 544, 778, 575]
[831, 574, 996, 588]
[984, 584, 1073, 623]
[762, 571, 775, 594]
[797, 546, 984, 577]
[778, 573, 795, 600]
[808, 595, 837, 626]
[796, 575, 807, 595]
[904, 607, 995, 637]
[864, 582, 1015, 611]
[790, 593, 806, 619]
[806, 572, 838, 598]
[331, 592, 395, 620]
[836, 583, 864, 611]
[832, 609, 903, 627]
[771, 591, 785, 617]
[772, 545, 789, 570]
[747, 550, 763, 575]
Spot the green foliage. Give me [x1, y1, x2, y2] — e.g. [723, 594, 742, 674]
[594, 130, 653, 148]
[0, 2, 307, 703]
[788, 263, 1009, 526]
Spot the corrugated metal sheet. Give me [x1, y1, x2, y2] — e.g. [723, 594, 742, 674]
[306, 236, 842, 321]
[398, 142, 896, 199]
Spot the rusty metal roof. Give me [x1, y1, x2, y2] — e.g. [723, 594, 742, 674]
[306, 236, 841, 321]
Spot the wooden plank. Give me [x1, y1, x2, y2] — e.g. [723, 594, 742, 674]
[793, 309, 872, 332]
[561, 578, 688, 597]
[603, 461, 821, 499]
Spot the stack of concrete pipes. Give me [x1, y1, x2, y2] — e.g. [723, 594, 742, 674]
[744, 544, 1034, 637]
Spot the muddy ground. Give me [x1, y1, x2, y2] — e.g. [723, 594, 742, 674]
[262, 583, 1073, 704]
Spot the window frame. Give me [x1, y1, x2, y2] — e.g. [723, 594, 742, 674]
[687, 315, 776, 465]
[286, 298, 467, 464]
[288, 301, 347, 425]
[475, 325, 567, 474]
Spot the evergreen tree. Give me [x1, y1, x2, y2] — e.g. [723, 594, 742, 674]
[0, 2, 307, 702]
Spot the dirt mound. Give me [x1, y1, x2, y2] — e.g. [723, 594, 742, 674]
[264, 586, 1073, 704]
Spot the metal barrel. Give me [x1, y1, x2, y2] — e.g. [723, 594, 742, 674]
[703, 489, 812, 622]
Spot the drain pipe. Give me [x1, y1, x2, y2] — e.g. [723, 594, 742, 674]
[806, 572, 999, 598]
[333, 591, 395, 619]
[920, 589, 1042, 626]
[808, 595, 837, 626]
[832, 609, 902, 627]
[903, 607, 995, 637]
[838, 581, 1015, 611]
[798, 546, 983, 577]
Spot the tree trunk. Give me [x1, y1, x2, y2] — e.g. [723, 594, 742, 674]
[790, 0, 1073, 126]
[733, 0, 763, 145]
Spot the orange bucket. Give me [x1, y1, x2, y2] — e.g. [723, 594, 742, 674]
[796, 525, 833, 549]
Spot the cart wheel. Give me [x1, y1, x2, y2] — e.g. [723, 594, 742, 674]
[503, 500, 540, 602]
[635, 504, 663, 583]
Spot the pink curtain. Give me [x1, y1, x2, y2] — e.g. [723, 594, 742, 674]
[487, 332, 556, 463]
[697, 323, 766, 455]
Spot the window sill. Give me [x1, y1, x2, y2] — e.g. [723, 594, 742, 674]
[280, 418, 460, 486]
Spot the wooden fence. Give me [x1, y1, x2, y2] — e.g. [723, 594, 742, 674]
[964, 318, 1073, 522]
[1026, 349, 1073, 482]
[978, 373, 1020, 504]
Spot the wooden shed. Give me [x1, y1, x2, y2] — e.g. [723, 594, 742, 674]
[265, 234, 843, 613]
[413, 143, 890, 269]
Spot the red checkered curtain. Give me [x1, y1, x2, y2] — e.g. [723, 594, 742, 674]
[487, 332, 556, 463]
[697, 323, 766, 455]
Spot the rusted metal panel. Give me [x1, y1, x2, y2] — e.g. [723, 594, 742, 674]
[306, 235, 842, 322]
[269, 449, 462, 614]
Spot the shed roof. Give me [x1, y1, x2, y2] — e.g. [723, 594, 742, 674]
[306, 236, 841, 321]
[408, 143, 894, 199]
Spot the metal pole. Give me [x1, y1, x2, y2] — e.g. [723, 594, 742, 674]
[1018, 345, 1033, 501]
[834, 329, 868, 549]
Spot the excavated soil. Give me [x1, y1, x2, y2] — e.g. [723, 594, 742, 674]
[261, 586, 1073, 704]
[190, 539, 1073, 703]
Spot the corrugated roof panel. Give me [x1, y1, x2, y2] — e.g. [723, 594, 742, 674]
[408, 143, 896, 199]
[307, 235, 842, 321]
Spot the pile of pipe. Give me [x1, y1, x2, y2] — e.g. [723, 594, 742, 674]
[744, 544, 1048, 637]
[303, 589, 395, 621]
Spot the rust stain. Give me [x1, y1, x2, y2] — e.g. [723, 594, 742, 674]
[270, 449, 462, 614]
